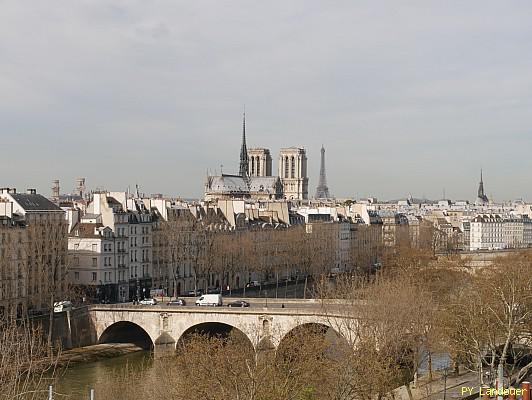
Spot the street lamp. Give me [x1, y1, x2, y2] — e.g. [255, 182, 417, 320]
[443, 366, 450, 400]
[135, 274, 140, 304]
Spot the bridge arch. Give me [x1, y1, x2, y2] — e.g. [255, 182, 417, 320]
[176, 322, 254, 352]
[277, 322, 350, 361]
[99, 321, 154, 350]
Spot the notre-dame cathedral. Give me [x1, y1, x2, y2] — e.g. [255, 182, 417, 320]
[204, 113, 309, 201]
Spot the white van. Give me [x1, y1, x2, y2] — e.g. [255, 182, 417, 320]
[53, 301, 72, 313]
[195, 294, 223, 307]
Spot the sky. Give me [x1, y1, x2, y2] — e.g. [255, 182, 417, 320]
[1, 1, 532, 201]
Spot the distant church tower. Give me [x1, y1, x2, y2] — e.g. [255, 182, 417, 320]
[475, 169, 489, 205]
[278, 147, 309, 200]
[315, 146, 330, 199]
[239, 111, 249, 177]
[248, 148, 272, 177]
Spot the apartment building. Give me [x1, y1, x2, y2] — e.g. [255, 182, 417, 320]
[68, 192, 153, 302]
[68, 215, 117, 301]
[0, 188, 67, 313]
[0, 212, 27, 318]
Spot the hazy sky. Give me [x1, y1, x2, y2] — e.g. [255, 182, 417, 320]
[2, 1, 532, 201]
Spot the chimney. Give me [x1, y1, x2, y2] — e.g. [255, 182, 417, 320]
[9, 188, 16, 194]
[26, 188, 36, 195]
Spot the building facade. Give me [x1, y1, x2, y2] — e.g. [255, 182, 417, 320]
[0, 188, 67, 313]
[68, 191, 154, 302]
[0, 213, 27, 319]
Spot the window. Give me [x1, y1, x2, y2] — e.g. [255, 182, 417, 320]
[291, 156, 295, 178]
[92, 272, 97, 282]
[284, 156, 289, 178]
[74, 272, 79, 280]
[92, 244, 97, 252]
[92, 258, 97, 267]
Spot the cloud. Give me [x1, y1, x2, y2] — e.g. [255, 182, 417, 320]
[1, 0, 532, 200]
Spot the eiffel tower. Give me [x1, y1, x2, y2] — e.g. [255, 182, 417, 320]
[315, 145, 330, 199]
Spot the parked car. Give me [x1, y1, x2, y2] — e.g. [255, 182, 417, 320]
[166, 299, 186, 306]
[187, 289, 204, 296]
[246, 281, 260, 288]
[139, 298, 157, 305]
[207, 287, 220, 294]
[195, 294, 223, 307]
[53, 301, 73, 313]
[227, 300, 250, 308]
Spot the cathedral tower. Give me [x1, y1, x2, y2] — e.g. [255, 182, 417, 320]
[248, 148, 272, 177]
[278, 147, 308, 200]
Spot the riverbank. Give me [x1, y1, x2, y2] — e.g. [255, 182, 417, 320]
[389, 369, 478, 400]
[57, 343, 144, 367]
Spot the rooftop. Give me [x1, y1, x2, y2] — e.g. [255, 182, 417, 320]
[10, 193, 62, 212]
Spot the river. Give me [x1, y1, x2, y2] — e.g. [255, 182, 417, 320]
[52, 351, 152, 398]
[49, 347, 450, 398]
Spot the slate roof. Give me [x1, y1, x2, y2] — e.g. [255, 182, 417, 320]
[107, 196, 122, 206]
[472, 214, 503, 223]
[10, 193, 62, 212]
[70, 222, 105, 238]
[248, 177, 280, 193]
[208, 175, 248, 193]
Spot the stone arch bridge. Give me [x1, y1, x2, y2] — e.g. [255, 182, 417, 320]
[89, 303, 356, 355]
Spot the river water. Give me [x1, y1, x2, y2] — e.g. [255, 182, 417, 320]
[50, 347, 450, 398]
[53, 351, 152, 398]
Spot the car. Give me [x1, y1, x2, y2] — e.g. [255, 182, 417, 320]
[207, 287, 220, 294]
[166, 299, 186, 306]
[139, 298, 157, 305]
[53, 301, 73, 313]
[246, 281, 260, 288]
[227, 300, 250, 308]
[186, 289, 204, 296]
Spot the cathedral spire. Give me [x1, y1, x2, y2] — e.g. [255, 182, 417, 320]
[476, 168, 488, 205]
[239, 109, 249, 177]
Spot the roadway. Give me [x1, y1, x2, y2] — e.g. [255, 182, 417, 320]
[120, 297, 338, 310]
[90, 297, 359, 319]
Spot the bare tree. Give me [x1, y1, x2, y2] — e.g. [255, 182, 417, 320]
[26, 215, 68, 354]
[442, 252, 532, 386]
[0, 316, 60, 400]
